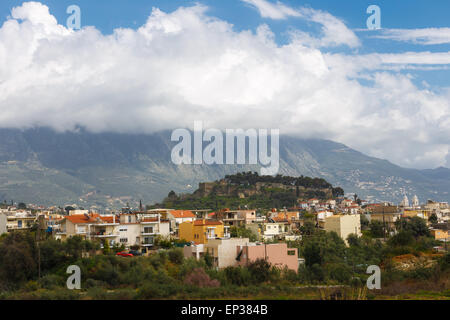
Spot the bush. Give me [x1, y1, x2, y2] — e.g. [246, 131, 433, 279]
[168, 249, 184, 265]
[184, 268, 220, 288]
[248, 259, 272, 284]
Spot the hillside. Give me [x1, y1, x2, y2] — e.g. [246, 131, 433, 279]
[0, 127, 448, 209]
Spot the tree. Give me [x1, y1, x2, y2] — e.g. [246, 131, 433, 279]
[102, 240, 111, 255]
[64, 206, 75, 215]
[230, 226, 257, 242]
[0, 232, 37, 285]
[429, 213, 438, 224]
[168, 190, 177, 199]
[300, 221, 316, 236]
[360, 214, 370, 231]
[388, 230, 414, 247]
[369, 220, 384, 238]
[17, 202, 27, 210]
[396, 217, 430, 238]
[248, 259, 272, 284]
[168, 249, 184, 264]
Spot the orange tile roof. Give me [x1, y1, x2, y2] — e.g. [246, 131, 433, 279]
[193, 220, 222, 226]
[169, 210, 195, 218]
[65, 214, 116, 224]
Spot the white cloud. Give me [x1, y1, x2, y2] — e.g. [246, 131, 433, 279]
[0, 2, 449, 169]
[241, 0, 301, 20]
[376, 28, 450, 45]
[243, 0, 360, 48]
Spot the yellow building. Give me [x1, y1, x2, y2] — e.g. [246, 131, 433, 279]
[431, 229, 449, 241]
[403, 210, 431, 220]
[179, 219, 227, 244]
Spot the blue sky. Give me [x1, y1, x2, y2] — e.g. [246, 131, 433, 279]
[0, 0, 449, 169]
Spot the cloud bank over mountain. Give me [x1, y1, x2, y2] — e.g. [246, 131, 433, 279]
[0, 1, 449, 169]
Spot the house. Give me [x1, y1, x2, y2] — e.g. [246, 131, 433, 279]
[403, 209, 431, 220]
[57, 213, 120, 246]
[237, 210, 257, 224]
[368, 205, 402, 231]
[247, 221, 290, 241]
[0, 212, 6, 235]
[6, 211, 36, 231]
[236, 243, 299, 272]
[179, 219, 228, 244]
[324, 214, 362, 244]
[431, 229, 449, 241]
[183, 238, 250, 268]
[215, 210, 246, 227]
[118, 213, 170, 253]
[166, 210, 196, 236]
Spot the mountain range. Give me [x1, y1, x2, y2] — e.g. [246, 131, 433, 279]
[0, 127, 448, 210]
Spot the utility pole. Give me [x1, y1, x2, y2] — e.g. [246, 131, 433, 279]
[36, 215, 42, 279]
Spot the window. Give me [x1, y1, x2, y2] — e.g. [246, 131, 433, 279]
[144, 226, 154, 234]
[143, 237, 154, 245]
[128, 216, 131, 223]
[288, 250, 296, 256]
[120, 238, 128, 243]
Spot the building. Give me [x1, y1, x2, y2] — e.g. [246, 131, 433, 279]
[57, 213, 120, 246]
[215, 210, 246, 227]
[324, 214, 362, 244]
[6, 211, 36, 231]
[412, 195, 419, 207]
[368, 205, 402, 232]
[166, 210, 196, 236]
[179, 219, 228, 244]
[0, 212, 6, 235]
[183, 238, 250, 268]
[400, 195, 409, 207]
[118, 213, 170, 253]
[236, 243, 299, 272]
[237, 210, 257, 225]
[431, 229, 449, 241]
[247, 221, 290, 241]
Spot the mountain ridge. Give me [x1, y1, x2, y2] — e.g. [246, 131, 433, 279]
[0, 127, 448, 209]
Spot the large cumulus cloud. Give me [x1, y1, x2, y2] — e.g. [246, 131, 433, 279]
[0, 1, 449, 169]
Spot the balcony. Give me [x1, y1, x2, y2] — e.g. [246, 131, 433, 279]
[141, 231, 156, 236]
[90, 232, 119, 238]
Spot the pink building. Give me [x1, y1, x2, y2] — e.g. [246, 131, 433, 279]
[236, 243, 298, 272]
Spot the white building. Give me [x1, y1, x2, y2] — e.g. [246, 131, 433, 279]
[118, 213, 170, 253]
[0, 213, 7, 235]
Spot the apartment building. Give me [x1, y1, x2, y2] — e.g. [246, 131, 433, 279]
[183, 238, 250, 268]
[118, 213, 170, 252]
[179, 219, 228, 244]
[57, 213, 120, 245]
[0, 212, 6, 235]
[324, 214, 362, 244]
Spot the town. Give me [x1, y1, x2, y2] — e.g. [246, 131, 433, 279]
[0, 172, 449, 300]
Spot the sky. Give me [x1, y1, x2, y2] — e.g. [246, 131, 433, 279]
[0, 0, 449, 169]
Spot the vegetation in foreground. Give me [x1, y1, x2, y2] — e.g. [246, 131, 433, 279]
[0, 215, 449, 300]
